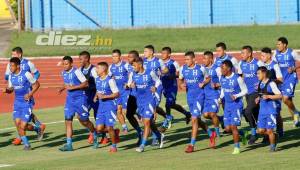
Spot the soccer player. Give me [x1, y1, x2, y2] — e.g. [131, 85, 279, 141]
[125, 50, 143, 146]
[3, 57, 41, 150]
[237, 45, 261, 145]
[128, 57, 164, 152]
[219, 60, 248, 154]
[58, 56, 96, 151]
[160, 47, 191, 131]
[179, 51, 207, 153]
[214, 42, 239, 70]
[260, 47, 284, 137]
[109, 49, 129, 134]
[5, 47, 45, 145]
[78, 51, 100, 144]
[93, 62, 120, 152]
[274, 37, 300, 127]
[256, 66, 282, 152]
[202, 51, 221, 148]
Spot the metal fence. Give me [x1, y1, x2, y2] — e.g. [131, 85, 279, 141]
[23, 0, 300, 31]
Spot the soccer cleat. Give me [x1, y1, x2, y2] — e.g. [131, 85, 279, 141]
[109, 147, 117, 153]
[59, 144, 73, 152]
[23, 145, 31, 151]
[185, 113, 191, 125]
[37, 124, 46, 141]
[100, 137, 109, 145]
[158, 133, 165, 149]
[166, 115, 174, 129]
[135, 145, 145, 153]
[88, 133, 94, 144]
[209, 131, 217, 148]
[115, 129, 120, 143]
[248, 135, 258, 145]
[161, 119, 169, 129]
[12, 138, 22, 145]
[232, 147, 240, 155]
[185, 144, 194, 153]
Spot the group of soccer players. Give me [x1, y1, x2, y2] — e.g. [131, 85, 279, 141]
[3, 36, 299, 154]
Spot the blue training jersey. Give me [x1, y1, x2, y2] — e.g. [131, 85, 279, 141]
[262, 60, 283, 81]
[258, 80, 281, 115]
[62, 67, 87, 98]
[5, 58, 39, 80]
[204, 65, 221, 100]
[80, 64, 97, 97]
[143, 56, 166, 77]
[161, 59, 180, 90]
[109, 61, 130, 92]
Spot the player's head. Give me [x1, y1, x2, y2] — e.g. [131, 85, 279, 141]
[203, 51, 214, 67]
[257, 66, 268, 81]
[184, 51, 195, 67]
[128, 50, 139, 64]
[276, 37, 288, 52]
[216, 42, 227, 57]
[9, 57, 21, 73]
[62, 56, 73, 71]
[96, 62, 109, 76]
[144, 45, 155, 58]
[112, 49, 121, 64]
[260, 47, 272, 63]
[241, 45, 253, 61]
[11, 47, 23, 59]
[221, 60, 233, 76]
[79, 51, 90, 67]
[132, 57, 144, 72]
[161, 47, 171, 60]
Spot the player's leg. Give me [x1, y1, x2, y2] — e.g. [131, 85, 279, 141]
[19, 120, 31, 150]
[244, 93, 259, 144]
[136, 118, 151, 152]
[93, 123, 105, 149]
[12, 117, 22, 145]
[59, 102, 74, 151]
[282, 81, 300, 126]
[127, 95, 143, 145]
[283, 96, 300, 126]
[107, 126, 117, 152]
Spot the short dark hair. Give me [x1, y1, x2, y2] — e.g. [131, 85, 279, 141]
[261, 47, 272, 54]
[112, 49, 121, 56]
[10, 57, 21, 65]
[162, 47, 172, 54]
[185, 51, 195, 58]
[97, 62, 109, 69]
[257, 66, 268, 73]
[221, 60, 233, 69]
[242, 45, 253, 53]
[133, 56, 143, 64]
[277, 37, 288, 45]
[144, 45, 155, 52]
[216, 42, 227, 50]
[79, 51, 90, 60]
[128, 50, 139, 58]
[204, 51, 213, 57]
[12, 47, 23, 54]
[63, 56, 73, 63]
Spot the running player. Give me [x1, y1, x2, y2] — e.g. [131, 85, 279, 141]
[214, 42, 239, 70]
[3, 57, 41, 150]
[219, 60, 248, 154]
[128, 57, 164, 152]
[93, 62, 119, 152]
[4, 47, 45, 145]
[160, 47, 191, 131]
[109, 49, 129, 134]
[58, 56, 96, 151]
[273, 37, 300, 127]
[256, 66, 282, 152]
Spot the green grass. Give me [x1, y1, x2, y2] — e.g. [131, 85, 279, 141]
[6, 24, 300, 57]
[0, 89, 300, 170]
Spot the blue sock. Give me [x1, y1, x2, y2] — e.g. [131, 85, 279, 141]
[215, 127, 220, 136]
[251, 128, 257, 136]
[21, 136, 30, 146]
[152, 132, 157, 140]
[34, 120, 41, 128]
[141, 138, 147, 146]
[67, 137, 72, 146]
[190, 138, 196, 146]
[93, 132, 98, 139]
[112, 143, 117, 148]
[270, 144, 276, 149]
[33, 125, 40, 133]
[153, 130, 161, 139]
[234, 142, 240, 148]
[166, 114, 173, 121]
[136, 126, 142, 135]
[207, 128, 212, 137]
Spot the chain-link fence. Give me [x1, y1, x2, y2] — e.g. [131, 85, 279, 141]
[23, 0, 300, 31]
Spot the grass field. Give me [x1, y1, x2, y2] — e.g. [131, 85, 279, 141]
[1, 87, 300, 170]
[6, 24, 300, 57]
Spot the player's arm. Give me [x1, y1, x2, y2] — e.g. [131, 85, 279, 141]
[262, 82, 282, 100]
[28, 61, 40, 80]
[231, 57, 240, 72]
[172, 61, 181, 79]
[159, 59, 169, 74]
[150, 71, 162, 93]
[65, 69, 88, 90]
[2, 75, 14, 94]
[126, 72, 135, 89]
[4, 63, 10, 81]
[98, 79, 120, 100]
[237, 61, 243, 77]
[274, 64, 283, 84]
[218, 88, 224, 104]
[232, 76, 248, 100]
[199, 66, 210, 88]
[290, 51, 300, 72]
[178, 66, 186, 90]
[24, 72, 40, 101]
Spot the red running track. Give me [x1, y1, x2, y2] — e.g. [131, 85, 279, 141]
[0, 52, 299, 113]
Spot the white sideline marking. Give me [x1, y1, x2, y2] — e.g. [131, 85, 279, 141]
[0, 164, 14, 168]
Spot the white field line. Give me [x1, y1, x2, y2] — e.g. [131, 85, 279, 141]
[0, 164, 14, 168]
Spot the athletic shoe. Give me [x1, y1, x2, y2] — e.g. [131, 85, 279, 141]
[269, 147, 277, 152]
[93, 136, 99, 149]
[12, 138, 22, 145]
[100, 137, 109, 145]
[59, 144, 73, 152]
[185, 113, 191, 125]
[209, 131, 217, 148]
[109, 147, 117, 153]
[167, 115, 174, 129]
[88, 133, 94, 144]
[23, 145, 31, 151]
[135, 145, 145, 153]
[248, 135, 258, 145]
[37, 124, 46, 141]
[232, 147, 240, 154]
[115, 129, 120, 143]
[161, 119, 169, 129]
[185, 144, 194, 153]
[158, 133, 165, 149]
